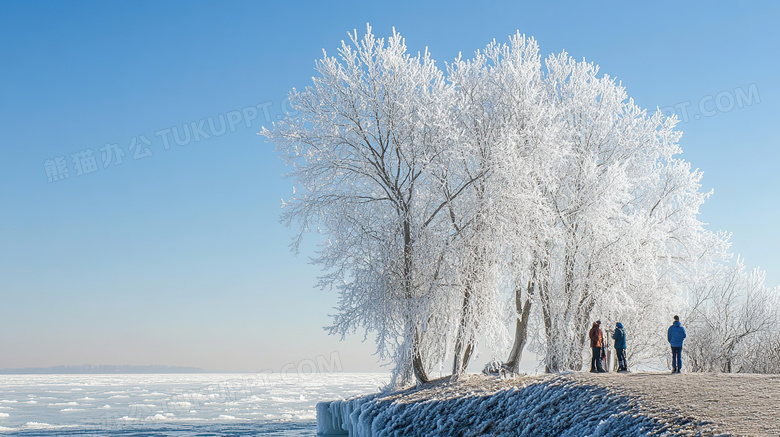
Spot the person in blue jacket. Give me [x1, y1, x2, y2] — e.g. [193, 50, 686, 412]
[667, 315, 687, 373]
[612, 322, 628, 372]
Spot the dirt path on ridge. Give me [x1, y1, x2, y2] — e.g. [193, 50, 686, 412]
[570, 372, 780, 436]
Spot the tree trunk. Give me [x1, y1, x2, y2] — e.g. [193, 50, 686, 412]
[452, 284, 475, 375]
[504, 281, 533, 373]
[403, 217, 428, 385]
[462, 343, 474, 371]
[538, 277, 557, 372]
[537, 259, 565, 373]
[412, 327, 429, 384]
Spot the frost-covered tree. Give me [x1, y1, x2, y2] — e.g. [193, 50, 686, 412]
[685, 258, 780, 373]
[447, 35, 556, 374]
[443, 34, 549, 375]
[740, 331, 780, 374]
[444, 37, 727, 373]
[264, 26, 487, 385]
[267, 26, 731, 381]
[514, 51, 728, 372]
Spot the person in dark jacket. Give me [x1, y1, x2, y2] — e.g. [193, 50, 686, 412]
[612, 322, 627, 372]
[589, 320, 605, 373]
[667, 315, 687, 373]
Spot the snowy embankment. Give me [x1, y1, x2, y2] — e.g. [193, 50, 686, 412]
[317, 373, 727, 436]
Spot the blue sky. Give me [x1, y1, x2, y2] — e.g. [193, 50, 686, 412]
[0, 1, 778, 373]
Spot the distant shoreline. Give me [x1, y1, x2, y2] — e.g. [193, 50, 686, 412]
[0, 365, 391, 375]
[0, 365, 206, 375]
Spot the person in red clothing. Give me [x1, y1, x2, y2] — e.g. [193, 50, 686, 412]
[589, 320, 605, 373]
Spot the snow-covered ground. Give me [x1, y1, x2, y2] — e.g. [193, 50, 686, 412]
[318, 372, 780, 436]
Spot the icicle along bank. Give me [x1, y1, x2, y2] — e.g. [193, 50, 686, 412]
[316, 373, 725, 436]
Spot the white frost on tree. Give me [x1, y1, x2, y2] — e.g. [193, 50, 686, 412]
[684, 258, 780, 373]
[264, 26, 484, 385]
[265, 25, 737, 384]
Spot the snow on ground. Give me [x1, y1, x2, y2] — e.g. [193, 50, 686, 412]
[318, 372, 780, 436]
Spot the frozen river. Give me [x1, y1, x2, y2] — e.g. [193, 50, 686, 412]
[0, 372, 388, 436]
